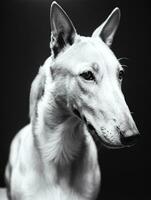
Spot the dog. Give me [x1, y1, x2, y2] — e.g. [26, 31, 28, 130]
[2, 1, 140, 200]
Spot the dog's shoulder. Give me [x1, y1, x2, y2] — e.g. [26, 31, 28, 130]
[5, 124, 44, 199]
[6, 125, 32, 170]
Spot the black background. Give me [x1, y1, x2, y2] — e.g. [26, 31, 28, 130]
[1, 0, 150, 199]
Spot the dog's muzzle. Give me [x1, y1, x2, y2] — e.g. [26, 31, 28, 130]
[71, 107, 140, 148]
[71, 107, 101, 145]
[119, 130, 140, 146]
[83, 116, 108, 149]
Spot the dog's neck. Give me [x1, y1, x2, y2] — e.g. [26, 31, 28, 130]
[34, 93, 86, 167]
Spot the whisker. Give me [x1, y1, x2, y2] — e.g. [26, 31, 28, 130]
[121, 64, 128, 68]
[118, 57, 129, 69]
[118, 57, 129, 61]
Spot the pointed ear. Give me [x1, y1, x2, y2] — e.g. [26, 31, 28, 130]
[50, 1, 76, 57]
[92, 8, 121, 47]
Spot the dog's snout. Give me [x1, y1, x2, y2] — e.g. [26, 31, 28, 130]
[120, 130, 140, 146]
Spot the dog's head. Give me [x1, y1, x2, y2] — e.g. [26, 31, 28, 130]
[30, 2, 140, 148]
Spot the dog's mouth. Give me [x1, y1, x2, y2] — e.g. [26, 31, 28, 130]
[85, 121, 115, 149]
[72, 107, 82, 120]
[86, 123, 103, 148]
[71, 107, 122, 149]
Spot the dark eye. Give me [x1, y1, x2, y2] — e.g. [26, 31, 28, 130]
[118, 70, 124, 80]
[80, 71, 95, 81]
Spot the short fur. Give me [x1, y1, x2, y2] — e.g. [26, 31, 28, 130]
[2, 2, 139, 200]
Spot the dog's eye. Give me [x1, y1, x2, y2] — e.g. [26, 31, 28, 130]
[80, 71, 95, 81]
[118, 70, 124, 80]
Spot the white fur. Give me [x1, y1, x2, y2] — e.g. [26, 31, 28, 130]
[4, 2, 139, 200]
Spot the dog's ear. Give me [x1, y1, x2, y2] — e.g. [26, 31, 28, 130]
[50, 1, 76, 57]
[92, 8, 121, 46]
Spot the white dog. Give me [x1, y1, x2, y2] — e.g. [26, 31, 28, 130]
[2, 2, 140, 200]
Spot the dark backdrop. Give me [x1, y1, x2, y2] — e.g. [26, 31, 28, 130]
[1, 0, 150, 199]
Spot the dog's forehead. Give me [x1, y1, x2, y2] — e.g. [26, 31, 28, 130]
[54, 36, 119, 74]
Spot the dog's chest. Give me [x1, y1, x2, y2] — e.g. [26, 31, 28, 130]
[17, 159, 100, 200]
[9, 126, 101, 200]
[31, 163, 100, 200]
[27, 176, 99, 200]
[30, 186, 88, 200]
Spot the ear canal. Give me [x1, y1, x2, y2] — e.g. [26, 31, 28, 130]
[92, 8, 121, 46]
[50, 1, 76, 57]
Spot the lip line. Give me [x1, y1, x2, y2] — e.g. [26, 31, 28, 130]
[73, 110, 123, 148]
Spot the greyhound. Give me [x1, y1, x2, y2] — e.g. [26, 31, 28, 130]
[2, 2, 140, 200]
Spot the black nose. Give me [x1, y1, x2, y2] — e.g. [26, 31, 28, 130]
[120, 132, 140, 146]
